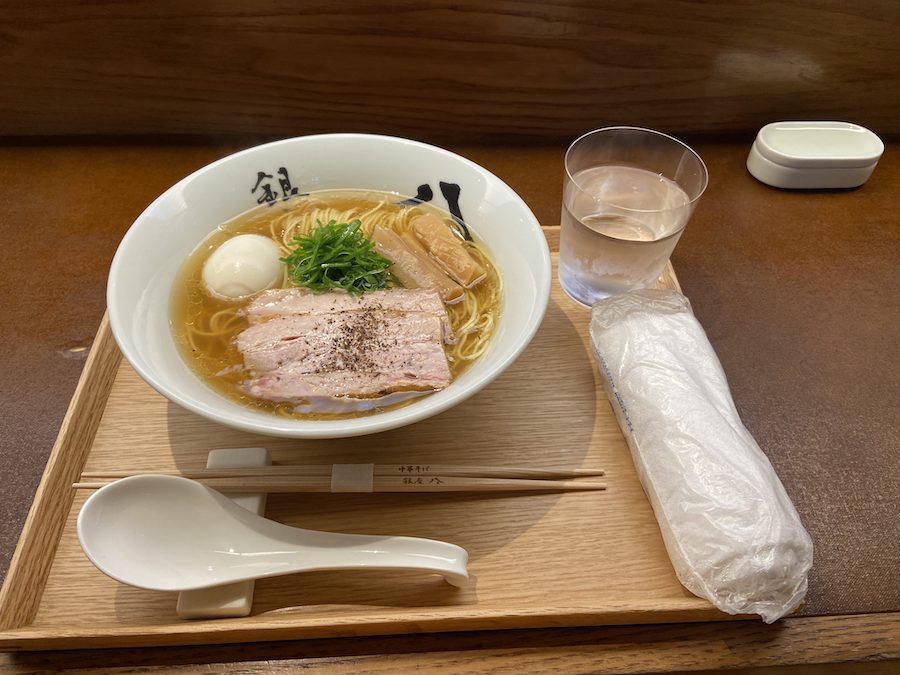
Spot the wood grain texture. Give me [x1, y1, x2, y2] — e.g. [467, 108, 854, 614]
[1, 1, 898, 139]
[0, 254, 731, 650]
[0, 613, 897, 672]
[0, 315, 120, 631]
[0, 140, 897, 672]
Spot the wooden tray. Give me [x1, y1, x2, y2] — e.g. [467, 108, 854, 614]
[0, 230, 729, 650]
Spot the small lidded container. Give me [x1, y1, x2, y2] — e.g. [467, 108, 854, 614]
[747, 121, 884, 189]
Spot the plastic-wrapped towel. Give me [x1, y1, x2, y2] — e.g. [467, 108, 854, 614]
[589, 289, 813, 622]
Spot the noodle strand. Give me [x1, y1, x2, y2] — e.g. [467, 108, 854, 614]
[173, 191, 502, 419]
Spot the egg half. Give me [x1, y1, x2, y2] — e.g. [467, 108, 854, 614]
[202, 234, 283, 300]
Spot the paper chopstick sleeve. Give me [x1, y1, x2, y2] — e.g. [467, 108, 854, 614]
[331, 464, 375, 492]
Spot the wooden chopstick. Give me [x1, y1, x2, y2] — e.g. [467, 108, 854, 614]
[72, 476, 607, 493]
[79, 465, 604, 480]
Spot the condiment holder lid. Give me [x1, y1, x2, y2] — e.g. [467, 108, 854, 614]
[747, 121, 884, 189]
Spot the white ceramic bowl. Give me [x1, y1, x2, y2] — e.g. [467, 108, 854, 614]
[108, 134, 551, 438]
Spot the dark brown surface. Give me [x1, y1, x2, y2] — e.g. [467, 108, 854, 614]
[1, 614, 898, 673]
[0, 139, 898, 672]
[1, 1, 899, 140]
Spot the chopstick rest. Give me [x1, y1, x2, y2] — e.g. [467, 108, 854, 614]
[176, 447, 270, 619]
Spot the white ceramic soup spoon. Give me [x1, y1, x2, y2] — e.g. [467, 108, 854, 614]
[76, 474, 469, 592]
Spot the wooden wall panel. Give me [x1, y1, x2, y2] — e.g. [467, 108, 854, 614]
[0, 0, 898, 140]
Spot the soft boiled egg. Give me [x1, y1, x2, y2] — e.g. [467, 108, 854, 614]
[202, 234, 283, 301]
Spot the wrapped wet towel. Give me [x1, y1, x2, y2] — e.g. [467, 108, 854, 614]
[589, 289, 813, 622]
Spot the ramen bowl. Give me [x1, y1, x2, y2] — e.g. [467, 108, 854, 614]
[108, 134, 551, 438]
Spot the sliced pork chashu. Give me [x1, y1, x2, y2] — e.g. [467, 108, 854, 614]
[236, 288, 454, 408]
[245, 287, 456, 343]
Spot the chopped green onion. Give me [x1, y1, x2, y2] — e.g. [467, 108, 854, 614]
[281, 219, 393, 294]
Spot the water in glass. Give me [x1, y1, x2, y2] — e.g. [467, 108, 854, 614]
[559, 165, 690, 305]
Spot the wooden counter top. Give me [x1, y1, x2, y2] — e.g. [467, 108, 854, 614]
[0, 139, 897, 672]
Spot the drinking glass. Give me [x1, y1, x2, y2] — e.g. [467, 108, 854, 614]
[558, 127, 708, 305]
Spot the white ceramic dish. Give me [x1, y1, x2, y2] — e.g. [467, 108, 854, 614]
[108, 134, 551, 438]
[746, 121, 883, 189]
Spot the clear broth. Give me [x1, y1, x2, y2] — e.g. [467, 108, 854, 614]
[170, 190, 502, 420]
